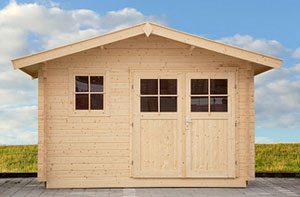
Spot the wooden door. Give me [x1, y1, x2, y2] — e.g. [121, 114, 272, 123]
[132, 72, 183, 177]
[185, 71, 236, 178]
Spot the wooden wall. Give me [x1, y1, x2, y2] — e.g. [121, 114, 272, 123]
[37, 35, 255, 188]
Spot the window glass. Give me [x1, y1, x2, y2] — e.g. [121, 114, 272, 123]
[191, 97, 208, 112]
[210, 96, 227, 112]
[91, 94, 103, 110]
[191, 79, 208, 95]
[141, 79, 158, 95]
[160, 79, 177, 95]
[76, 94, 88, 110]
[210, 79, 227, 94]
[160, 97, 177, 112]
[140, 78, 178, 112]
[90, 76, 103, 92]
[75, 75, 104, 111]
[141, 97, 158, 112]
[76, 76, 88, 92]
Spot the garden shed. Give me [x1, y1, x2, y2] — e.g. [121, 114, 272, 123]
[12, 22, 282, 188]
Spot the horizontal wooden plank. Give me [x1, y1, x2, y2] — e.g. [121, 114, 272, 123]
[47, 169, 129, 178]
[47, 156, 129, 164]
[47, 163, 129, 171]
[48, 62, 242, 70]
[47, 142, 129, 150]
[75, 48, 229, 57]
[46, 177, 247, 188]
[47, 149, 129, 157]
[47, 131, 129, 137]
[46, 116, 128, 122]
[47, 136, 129, 143]
[47, 122, 129, 130]
[51, 55, 236, 64]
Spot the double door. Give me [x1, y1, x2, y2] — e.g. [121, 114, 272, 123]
[132, 71, 235, 178]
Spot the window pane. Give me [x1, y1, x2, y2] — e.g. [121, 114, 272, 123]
[75, 94, 88, 110]
[141, 79, 158, 95]
[191, 79, 208, 95]
[141, 97, 158, 112]
[90, 76, 103, 92]
[76, 76, 88, 92]
[91, 94, 103, 110]
[160, 79, 177, 95]
[210, 96, 227, 112]
[160, 97, 177, 112]
[210, 79, 227, 94]
[191, 97, 208, 112]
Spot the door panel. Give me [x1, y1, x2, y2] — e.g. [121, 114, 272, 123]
[140, 119, 178, 174]
[190, 119, 228, 172]
[186, 72, 236, 178]
[132, 72, 182, 177]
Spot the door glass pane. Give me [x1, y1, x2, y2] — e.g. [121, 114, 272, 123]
[75, 94, 88, 110]
[91, 94, 103, 110]
[160, 79, 177, 95]
[141, 97, 158, 112]
[141, 79, 158, 95]
[191, 97, 208, 112]
[210, 79, 227, 94]
[76, 76, 88, 92]
[191, 79, 208, 95]
[160, 97, 177, 112]
[90, 76, 103, 92]
[210, 96, 227, 112]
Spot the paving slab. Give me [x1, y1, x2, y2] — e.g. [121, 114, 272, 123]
[0, 178, 298, 196]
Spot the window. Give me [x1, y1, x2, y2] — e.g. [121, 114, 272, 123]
[140, 79, 177, 112]
[75, 76, 104, 110]
[191, 79, 228, 112]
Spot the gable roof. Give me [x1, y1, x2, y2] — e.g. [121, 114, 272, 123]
[12, 22, 282, 78]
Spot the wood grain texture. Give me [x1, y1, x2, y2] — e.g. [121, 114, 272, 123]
[37, 34, 254, 188]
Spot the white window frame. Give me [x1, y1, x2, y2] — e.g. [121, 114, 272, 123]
[68, 68, 110, 116]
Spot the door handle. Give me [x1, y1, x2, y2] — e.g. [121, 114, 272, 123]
[186, 116, 191, 129]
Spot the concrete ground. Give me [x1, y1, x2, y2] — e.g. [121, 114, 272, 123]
[0, 178, 299, 196]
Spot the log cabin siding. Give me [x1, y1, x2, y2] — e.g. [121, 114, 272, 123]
[38, 35, 254, 188]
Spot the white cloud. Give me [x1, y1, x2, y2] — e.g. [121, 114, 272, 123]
[100, 8, 167, 31]
[0, 106, 37, 145]
[0, 1, 167, 145]
[0, 1, 167, 50]
[255, 137, 275, 144]
[43, 28, 102, 50]
[255, 67, 290, 87]
[292, 48, 300, 59]
[290, 63, 300, 73]
[218, 34, 286, 57]
[255, 64, 300, 129]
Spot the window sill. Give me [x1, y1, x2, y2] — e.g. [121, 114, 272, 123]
[68, 110, 110, 117]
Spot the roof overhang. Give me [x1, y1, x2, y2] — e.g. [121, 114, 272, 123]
[12, 22, 282, 78]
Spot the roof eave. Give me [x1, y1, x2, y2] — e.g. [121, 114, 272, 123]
[11, 22, 282, 75]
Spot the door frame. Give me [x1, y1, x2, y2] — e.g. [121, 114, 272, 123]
[130, 68, 237, 178]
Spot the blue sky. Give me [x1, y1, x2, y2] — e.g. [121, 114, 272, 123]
[0, 0, 299, 144]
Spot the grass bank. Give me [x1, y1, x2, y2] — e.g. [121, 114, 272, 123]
[255, 143, 300, 172]
[0, 145, 37, 172]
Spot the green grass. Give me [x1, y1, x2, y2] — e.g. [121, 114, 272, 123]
[0, 144, 299, 172]
[0, 145, 37, 172]
[255, 143, 300, 172]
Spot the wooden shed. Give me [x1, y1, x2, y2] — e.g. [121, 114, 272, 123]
[12, 22, 282, 188]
